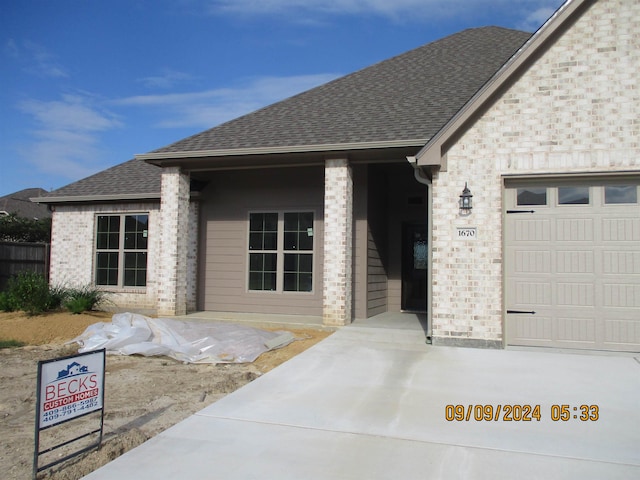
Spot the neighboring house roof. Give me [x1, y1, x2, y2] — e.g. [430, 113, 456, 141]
[140, 26, 531, 163]
[39, 26, 532, 203]
[415, 0, 588, 167]
[34, 158, 162, 204]
[0, 188, 51, 218]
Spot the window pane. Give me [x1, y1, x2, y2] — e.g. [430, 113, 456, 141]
[249, 272, 263, 290]
[263, 232, 277, 250]
[264, 213, 278, 232]
[96, 215, 120, 249]
[124, 252, 147, 287]
[248, 253, 277, 291]
[249, 233, 263, 250]
[96, 252, 118, 286]
[300, 212, 313, 230]
[263, 272, 276, 291]
[284, 253, 312, 292]
[299, 254, 312, 272]
[124, 215, 148, 250]
[517, 188, 547, 206]
[284, 212, 313, 251]
[284, 253, 296, 271]
[298, 273, 312, 292]
[249, 213, 278, 250]
[284, 213, 298, 231]
[605, 185, 637, 204]
[298, 234, 313, 251]
[263, 252, 277, 271]
[249, 253, 262, 270]
[559, 186, 589, 205]
[96, 233, 108, 250]
[284, 232, 297, 250]
[283, 273, 296, 292]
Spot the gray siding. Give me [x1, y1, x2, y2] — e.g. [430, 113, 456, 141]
[367, 226, 387, 316]
[352, 165, 369, 320]
[198, 167, 324, 315]
[366, 166, 389, 317]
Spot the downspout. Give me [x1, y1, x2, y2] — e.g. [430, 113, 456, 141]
[407, 156, 433, 344]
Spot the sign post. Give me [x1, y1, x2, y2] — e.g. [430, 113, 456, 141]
[33, 349, 105, 479]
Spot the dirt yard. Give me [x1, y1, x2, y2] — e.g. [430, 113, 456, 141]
[0, 311, 332, 479]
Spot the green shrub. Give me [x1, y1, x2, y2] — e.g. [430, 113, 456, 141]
[0, 291, 17, 312]
[5, 272, 53, 315]
[63, 285, 109, 314]
[0, 274, 110, 315]
[47, 284, 67, 311]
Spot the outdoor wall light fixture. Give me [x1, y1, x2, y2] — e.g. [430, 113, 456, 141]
[459, 182, 473, 212]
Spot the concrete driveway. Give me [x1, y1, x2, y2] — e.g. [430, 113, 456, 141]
[83, 319, 640, 479]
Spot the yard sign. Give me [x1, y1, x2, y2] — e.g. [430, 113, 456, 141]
[33, 349, 105, 478]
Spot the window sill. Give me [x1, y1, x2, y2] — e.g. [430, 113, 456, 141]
[96, 286, 147, 294]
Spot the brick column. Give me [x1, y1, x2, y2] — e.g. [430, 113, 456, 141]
[323, 158, 353, 326]
[157, 167, 190, 316]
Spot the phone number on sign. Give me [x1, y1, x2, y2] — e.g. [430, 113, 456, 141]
[445, 404, 599, 422]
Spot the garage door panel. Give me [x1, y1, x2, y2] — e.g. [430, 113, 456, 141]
[604, 318, 640, 345]
[510, 218, 550, 242]
[505, 182, 640, 352]
[510, 315, 553, 343]
[515, 281, 552, 305]
[556, 282, 595, 307]
[556, 218, 594, 242]
[603, 251, 640, 274]
[514, 250, 551, 273]
[603, 283, 640, 307]
[556, 316, 596, 343]
[602, 217, 640, 241]
[556, 250, 593, 274]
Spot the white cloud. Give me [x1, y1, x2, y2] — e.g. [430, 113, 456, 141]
[518, 6, 559, 31]
[115, 73, 340, 128]
[5, 39, 69, 78]
[138, 69, 197, 89]
[17, 94, 123, 181]
[205, 0, 564, 26]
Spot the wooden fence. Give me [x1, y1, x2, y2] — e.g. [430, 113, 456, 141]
[0, 241, 50, 291]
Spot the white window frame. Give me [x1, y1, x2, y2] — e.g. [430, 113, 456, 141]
[94, 213, 149, 289]
[247, 210, 315, 294]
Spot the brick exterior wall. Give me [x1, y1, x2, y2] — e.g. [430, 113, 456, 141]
[50, 202, 161, 312]
[49, 170, 199, 315]
[157, 167, 191, 316]
[323, 158, 353, 325]
[431, 0, 639, 346]
[186, 200, 199, 312]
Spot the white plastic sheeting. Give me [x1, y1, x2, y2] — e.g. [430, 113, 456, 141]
[70, 313, 295, 364]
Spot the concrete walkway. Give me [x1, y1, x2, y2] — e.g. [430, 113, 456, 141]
[83, 318, 640, 479]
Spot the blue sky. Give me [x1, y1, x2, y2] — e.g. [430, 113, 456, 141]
[0, 0, 564, 196]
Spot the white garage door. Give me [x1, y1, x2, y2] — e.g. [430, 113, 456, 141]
[505, 179, 640, 352]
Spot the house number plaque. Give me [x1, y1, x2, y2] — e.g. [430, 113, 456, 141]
[456, 227, 477, 239]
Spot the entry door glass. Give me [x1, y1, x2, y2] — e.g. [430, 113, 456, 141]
[402, 223, 427, 312]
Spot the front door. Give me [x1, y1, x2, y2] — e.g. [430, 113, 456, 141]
[401, 222, 427, 312]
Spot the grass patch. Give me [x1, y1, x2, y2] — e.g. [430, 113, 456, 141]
[0, 339, 25, 349]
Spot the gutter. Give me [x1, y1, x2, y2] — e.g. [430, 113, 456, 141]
[31, 193, 161, 204]
[137, 139, 428, 163]
[407, 156, 433, 344]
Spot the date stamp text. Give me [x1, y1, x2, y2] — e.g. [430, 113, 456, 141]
[444, 404, 599, 422]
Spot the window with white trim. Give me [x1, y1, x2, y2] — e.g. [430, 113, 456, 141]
[95, 214, 148, 287]
[248, 211, 314, 292]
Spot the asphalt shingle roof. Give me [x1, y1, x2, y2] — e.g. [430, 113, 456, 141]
[43, 158, 161, 200]
[151, 26, 531, 154]
[42, 26, 531, 201]
[0, 188, 51, 218]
